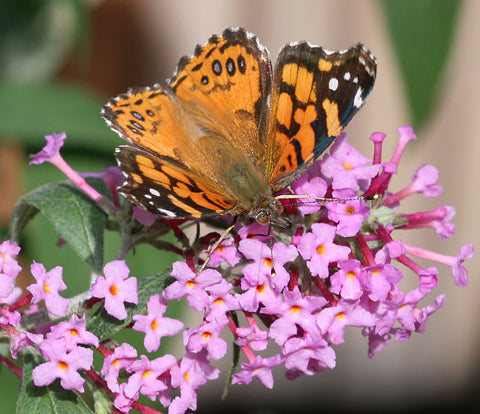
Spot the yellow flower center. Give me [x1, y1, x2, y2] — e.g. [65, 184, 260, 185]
[290, 305, 302, 314]
[316, 245, 326, 255]
[345, 206, 355, 215]
[142, 369, 151, 379]
[57, 361, 68, 370]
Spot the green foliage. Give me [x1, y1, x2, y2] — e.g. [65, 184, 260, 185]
[8, 178, 109, 273]
[382, 0, 463, 130]
[0, 82, 113, 152]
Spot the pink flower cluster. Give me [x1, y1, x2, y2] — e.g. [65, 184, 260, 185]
[0, 126, 473, 414]
[161, 126, 473, 387]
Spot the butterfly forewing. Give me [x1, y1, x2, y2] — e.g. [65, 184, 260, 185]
[168, 27, 272, 166]
[267, 42, 376, 192]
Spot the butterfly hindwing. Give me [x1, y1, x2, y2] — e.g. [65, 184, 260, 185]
[267, 42, 377, 192]
[115, 146, 239, 218]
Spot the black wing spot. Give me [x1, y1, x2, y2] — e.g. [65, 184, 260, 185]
[212, 60, 222, 75]
[131, 111, 145, 121]
[130, 120, 145, 131]
[226, 58, 235, 76]
[127, 125, 143, 136]
[237, 55, 246, 74]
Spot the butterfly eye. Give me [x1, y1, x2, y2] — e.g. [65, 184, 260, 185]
[255, 210, 270, 225]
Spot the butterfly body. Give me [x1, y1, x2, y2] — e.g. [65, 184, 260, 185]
[102, 28, 376, 226]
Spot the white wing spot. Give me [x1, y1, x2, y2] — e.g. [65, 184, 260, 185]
[354, 88, 364, 108]
[149, 188, 160, 197]
[157, 208, 176, 217]
[344, 72, 351, 81]
[328, 77, 339, 91]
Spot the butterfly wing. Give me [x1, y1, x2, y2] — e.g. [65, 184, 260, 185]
[115, 145, 240, 218]
[266, 42, 377, 192]
[168, 27, 272, 167]
[102, 84, 242, 218]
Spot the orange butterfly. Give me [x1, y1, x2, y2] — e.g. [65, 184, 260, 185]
[102, 27, 376, 226]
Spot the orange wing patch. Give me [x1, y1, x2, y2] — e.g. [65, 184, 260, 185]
[168, 28, 272, 160]
[102, 85, 195, 160]
[322, 99, 342, 137]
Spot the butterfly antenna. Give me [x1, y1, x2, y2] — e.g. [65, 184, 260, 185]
[197, 222, 236, 274]
[276, 193, 379, 205]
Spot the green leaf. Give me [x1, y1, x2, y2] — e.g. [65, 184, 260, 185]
[17, 348, 93, 414]
[381, 0, 462, 130]
[8, 178, 108, 273]
[87, 270, 173, 341]
[0, 82, 115, 152]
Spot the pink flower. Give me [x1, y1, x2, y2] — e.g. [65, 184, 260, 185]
[133, 294, 184, 352]
[89, 260, 138, 320]
[29, 132, 67, 165]
[124, 354, 176, 400]
[32, 339, 93, 392]
[232, 354, 284, 389]
[27, 262, 70, 317]
[163, 261, 222, 311]
[101, 343, 137, 393]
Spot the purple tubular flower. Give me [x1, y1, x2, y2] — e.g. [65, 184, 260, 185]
[232, 354, 284, 389]
[123, 354, 176, 400]
[30, 132, 108, 205]
[298, 223, 350, 278]
[29, 132, 67, 165]
[47, 314, 99, 350]
[163, 261, 223, 311]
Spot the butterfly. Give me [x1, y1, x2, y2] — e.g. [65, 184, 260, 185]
[102, 27, 376, 227]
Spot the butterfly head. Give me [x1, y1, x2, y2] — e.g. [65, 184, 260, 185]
[250, 197, 290, 228]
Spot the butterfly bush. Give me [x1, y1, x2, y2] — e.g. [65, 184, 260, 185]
[0, 126, 474, 414]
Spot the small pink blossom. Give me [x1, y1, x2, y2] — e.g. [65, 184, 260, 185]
[27, 262, 70, 317]
[89, 260, 138, 320]
[33, 340, 93, 392]
[133, 294, 184, 352]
